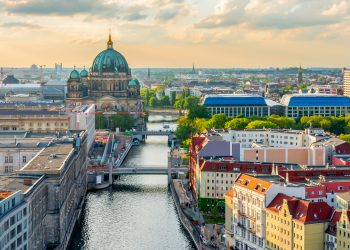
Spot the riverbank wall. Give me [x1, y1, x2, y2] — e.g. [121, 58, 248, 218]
[169, 179, 201, 250]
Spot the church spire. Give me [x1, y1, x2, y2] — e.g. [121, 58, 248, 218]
[107, 30, 113, 49]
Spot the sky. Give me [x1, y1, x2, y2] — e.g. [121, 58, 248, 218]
[0, 0, 349, 68]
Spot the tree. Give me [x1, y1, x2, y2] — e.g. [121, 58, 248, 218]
[184, 96, 200, 109]
[95, 114, 108, 129]
[267, 115, 295, 129]
[174, 99, 184, 110]
[340, 134, 350, 143]
[225, 118, 251, 129]
[246, 120, 278, 129]
[175, 117, 193, 141]
[207, 114, 228, 129]
[188, 105, 208, 120]
[193, 118, 208, 134]
[170, 91, 176, 105]
[149, 96, 158, 107]
[111, 114, 134, 131]
[160, 96, 170, 106]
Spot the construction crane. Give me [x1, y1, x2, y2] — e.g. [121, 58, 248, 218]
[39, 65, 46, 83]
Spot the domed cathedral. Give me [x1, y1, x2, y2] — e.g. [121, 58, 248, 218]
[66, 34, 142, 113]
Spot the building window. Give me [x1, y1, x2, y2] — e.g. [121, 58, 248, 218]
[22, 156, 27, 163]
[4, 166, 13, 173]
[5, 156, 13, 163]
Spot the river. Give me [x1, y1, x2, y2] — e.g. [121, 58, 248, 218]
[69, 118, 195, 250]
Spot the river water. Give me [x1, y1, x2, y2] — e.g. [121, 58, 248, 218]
[69, 118, 195, 250]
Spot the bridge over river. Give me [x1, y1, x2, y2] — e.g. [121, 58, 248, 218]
[88, 166, 188, 175]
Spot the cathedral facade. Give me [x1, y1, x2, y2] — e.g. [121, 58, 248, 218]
[66, 35, 142, 113]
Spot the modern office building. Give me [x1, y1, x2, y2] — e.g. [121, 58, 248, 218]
[280, 94, 350, 118]
[343, 68, 350, 97]
[201, 94, 282, 118]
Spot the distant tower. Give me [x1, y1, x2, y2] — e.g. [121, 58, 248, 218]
[192, 63, 196, 74]
[298, 65, 303, 84]
[147, 67, 150, 80]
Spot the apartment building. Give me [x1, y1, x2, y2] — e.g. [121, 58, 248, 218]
[225, 187, 234, 249]
[0, 190, 29, 250]
[265, 193, 333, 250]
[223, 128, 326, 148]
[325, 211, 341, 250]
[336, 210, 350, 250]
[198, 159, 274, 199]
[343, 68, 350, 97]
[0, 138, 52, 174]
[232, 174, 305, 250]
[0, 130, 88, 249]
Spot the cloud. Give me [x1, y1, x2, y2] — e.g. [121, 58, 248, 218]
[1, 21, 41, 29]
[323, 1, 350, 16]
[196, 0, 350, 30]
[126, 12, 147, 21]
[4, 0, 118, 16]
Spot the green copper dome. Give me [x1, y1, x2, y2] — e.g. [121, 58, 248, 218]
[69, 69, 80, 80]
[91, 35, 129, 74]
[128, 79, 139, 87]
[80, 69, 88, 78]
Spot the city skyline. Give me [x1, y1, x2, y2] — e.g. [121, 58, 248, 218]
[0, 0, 349, 68]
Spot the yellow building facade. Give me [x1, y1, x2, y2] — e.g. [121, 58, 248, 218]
[337, 210, 350, 250]
[225, 187, 234, 249]
[0, 110, 69, 132]
[266, 194, 332, 250]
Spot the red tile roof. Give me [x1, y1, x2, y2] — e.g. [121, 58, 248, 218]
[266, 193, 334, 224]
[235, 174, 273, 194]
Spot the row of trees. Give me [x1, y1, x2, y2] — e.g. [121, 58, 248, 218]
[141, 88, 173, 107]
[176, 112, 350, 144]
[95, 114, 134, 131]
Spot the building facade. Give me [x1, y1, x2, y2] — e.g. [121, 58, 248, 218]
[0, 191, 28, 250]
[0, 110, 69, 132]
[232, 174, 305, 250]
[265, 193, 333, 250]
[343, 69, 350, 97]
[202, 94, 281, 118]
[66, 34, 143, 114]
[280, 94, 350, 119]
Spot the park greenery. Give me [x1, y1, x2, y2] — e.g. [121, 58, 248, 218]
[175, 97, 350, 146]
[95, 114, 134, 131]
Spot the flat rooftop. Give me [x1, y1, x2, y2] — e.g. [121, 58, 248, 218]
[20, 143, 74, 174]
[0, 176, 38, 193]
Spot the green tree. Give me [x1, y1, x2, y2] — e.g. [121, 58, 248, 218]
[330, 116, 346, 134]
[188, 105, 208, 120]
[207, 114, 228, 129]
[340, 134, 350, 143]
[246, 120, 278, 129]
[149, 96, 158, 107]
[225, 118, 251, 129]
[160, 96, 170, 106]
[95, 114, 108, 129]
[193, 118, 208, 134]
[170, 91, 176, 105]
[175, 117, 193, 141]
[111, 114, 134, 131]
[267, 115, 295, 129]
[184, 96, 200, 109]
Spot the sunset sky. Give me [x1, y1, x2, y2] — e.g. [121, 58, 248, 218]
[0, 0, 349, 68]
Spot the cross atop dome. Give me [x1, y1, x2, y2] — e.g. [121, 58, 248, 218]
[107, 30, 113, 49]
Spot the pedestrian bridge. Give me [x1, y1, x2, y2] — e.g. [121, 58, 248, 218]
[88, 166, 188, 175]
[135, 130, 174, 136]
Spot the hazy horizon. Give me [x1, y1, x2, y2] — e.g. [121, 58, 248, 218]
[0, 0, 349, 68]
